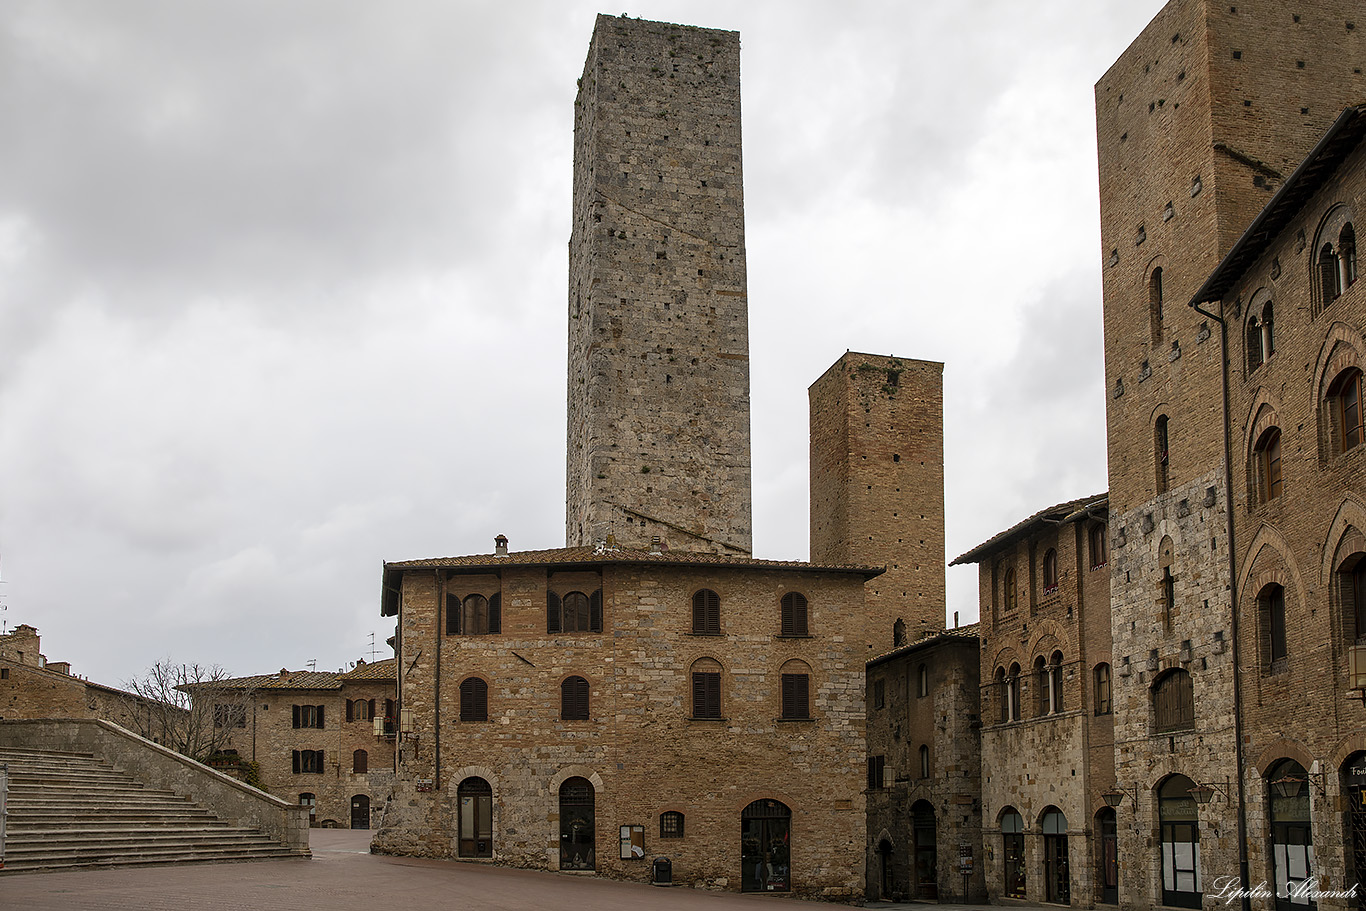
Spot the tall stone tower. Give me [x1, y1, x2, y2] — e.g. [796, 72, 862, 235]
[566, 15, 752, 555]
[810, 352, 946, 651]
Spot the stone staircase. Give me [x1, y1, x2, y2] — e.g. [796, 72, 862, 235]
[0, 747, 301, 873]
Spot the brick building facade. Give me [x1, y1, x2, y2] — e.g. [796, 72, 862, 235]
[206, 659, 397, 830]
[864, 628, 984, 904]
[952, 495, 1113, 907]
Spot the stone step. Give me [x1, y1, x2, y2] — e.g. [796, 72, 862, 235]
[1, 844, 301, 874]
[5, 831, 283, 853]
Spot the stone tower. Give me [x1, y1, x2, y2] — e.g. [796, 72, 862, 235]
[810, 352, 946, 651]
[566, 15, 752, 555]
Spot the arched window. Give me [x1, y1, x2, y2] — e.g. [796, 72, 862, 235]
[1155, 415, 1171, 493]
[1000, 808, 1026, 898]
[691, 658, 722, 718]
[446, 592, 501, 635]
[1150, 266, 1165, 342]
[1042, 548, 1059, 595]
[692, 589, 721, 635]
[1041, 808, 1070, 904]
[1254, 427, 1283, 502]
[1035, 656, 1051, 716]
[458, 777, 493, 857]
[459, 677, 488, 722]
[780, 592, 809, 637]
[917, 663, 929, 698]
[1330, 368, 1364, 453]
[1159, 775, 1202, 908]
[919, 744, 930, 779]
[547, 590, 602, 634]
[1259, 584, 1287, 668]
[660, 810, 684, 839]
[1342, 223, 1358, 289]
[1090, 524, 1108, 569]
[1094, 663, 1112, 715]
[1322, 242, 1342, 304]
[561, 675, 589, 720]
[1153, 669, 1194, 732]
[1003, 567, 1018, 613]
[1342, 553, 1366, 644]
[1051, 650, 1065, 713]
[779, 660, 811, 720]
[995, 667, 1008, 723]
[352, 748, 367, 773]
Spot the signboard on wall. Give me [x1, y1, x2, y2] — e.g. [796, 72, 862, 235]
[619, 825, 645, 859]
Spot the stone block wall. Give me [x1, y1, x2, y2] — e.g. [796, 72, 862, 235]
[566, 15, 752, 556]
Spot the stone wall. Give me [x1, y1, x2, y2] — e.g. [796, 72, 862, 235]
[566, 15, 752, 555]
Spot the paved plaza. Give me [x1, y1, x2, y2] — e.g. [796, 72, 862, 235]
[0, 830, 1035, 911]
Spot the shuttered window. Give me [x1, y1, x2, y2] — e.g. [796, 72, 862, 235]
[867, 755, 885, 790]
[447, 592, 501, 634]
[292, 749, 324, 774]
[781, 673, 810, 719]
[780, 592, 809, 637]
[292, 704, 324, 729]
[548, 589, 603, 634]
[460, 677, 488, 722]
[692, 589, 721, 635]
[353, 749, 368, 773]
[561, 675, 590, 720]
[1152, 669, 1194, 733]
[692, 671, 721, 718]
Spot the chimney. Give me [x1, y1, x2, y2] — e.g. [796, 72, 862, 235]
[649, 536, 663, 555]
[494, 534, 509, 556]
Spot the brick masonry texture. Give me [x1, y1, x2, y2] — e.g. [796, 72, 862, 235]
[566, 15, 752, 556]
[810, 352, 947, 648]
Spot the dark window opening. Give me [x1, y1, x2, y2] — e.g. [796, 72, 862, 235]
[780, 592, 808, 636]
[1153, 669, 1194, 732]
[692, 589, 721, 635]
[460, 677, 488, 722]
[781, 673, 810, 720]
[561, 675, 590, 720]
[660, 810, 684, 839]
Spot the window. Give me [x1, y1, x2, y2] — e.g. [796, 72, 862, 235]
[1043, 548, 1059, 595]
[561, 675, 589, 720]
[292, 704, 324, 729]
[1035, 656, 1051, 716]
[299, 792, 316, 823]
[660, 810, 684, 839]
[1344, 555, 1366, 644]
[691, 659, 722, 719]
[1331, 368, 1364, 453]
[873, 677, 886, 709]
[1090, 524, 1108, 569]
[1150, 266, 1165, 342]
[353, 748, 368, 773]
[1261, 584, 1288, 666]
[781, 672, 810, 720]
[692, 589, 720, 635]
[867, 754, 886, 790]
[1003, 567, 1018, 613]
[1001, 808, 1026, 898]
[780, 592, 809, 636]
[459, 677, 488, 722]
[1094, 663, 1112, 715]
[1152, 669, 1194, 733]
[919, 745, 930, 779]
[1255, 428, 1283, 501]
[1050, 651, 1065, 713]
[214, 704, 246, 728]
[292, 749, 325, 774]
[1007, 663, 1021, 722]
[0, 668, 8, 680]
[1155, 415, 1171, 493]
[1343, 223, 1359, 290]
[446, 592, 502, 635]
[995, 667, 1008, 723]
[1320, 222, 1357, 308]
[1247, 299, 1274, 371]
[917, 664, 929, 698]
[547, 590, 602, 634]
[458, 777, 494, 858]
[347, 698, 375, 722]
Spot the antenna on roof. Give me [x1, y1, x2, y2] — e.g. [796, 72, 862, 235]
[368, 631, 377, 662]
[306, 659, 316, 672]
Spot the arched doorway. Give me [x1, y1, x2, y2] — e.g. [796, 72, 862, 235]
[877, 837, 894, 900]
[1342, 753, 1366, 911]
[913, 801, 938, 899]
[1096, 807, 1118, 904]
[1001, 807, 1026, 898]
[1159, 775, 1202, 908]
[558, 777, 595, 870]
[1268, 759, 1314, 910]
[458, 777, 493, 858]
[350, 794, 370, 830]
[1042, 807, 1069, 904]
[741, 798, 791, 892]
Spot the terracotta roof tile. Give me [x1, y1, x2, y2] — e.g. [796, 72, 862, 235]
[950, 493, 1107, 566]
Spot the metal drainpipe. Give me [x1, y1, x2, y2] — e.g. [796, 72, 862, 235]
[434, 569, 441, 789]
[1190, 298, 1250, 911]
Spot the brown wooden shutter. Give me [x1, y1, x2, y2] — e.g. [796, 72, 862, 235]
[316, 705, 324, 729]
[368, 699, 376, 719]
[489, 593, 501, 634]
[693, 590, 720, 635]
[590, 589, 603, 632]
[781, 673, 809, 719]
[292, 704, 300, 729]
[446, 593, 461, 635]
[292, 750, 300, 774]
[547, 592, 561, 634]
[346, 700, 353, 722]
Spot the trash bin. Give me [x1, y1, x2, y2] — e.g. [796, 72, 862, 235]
[652, 856, 672, 886]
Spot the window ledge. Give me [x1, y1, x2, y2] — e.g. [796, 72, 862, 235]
[775, 634, 813, 640]
[686, 632, 724, 638]
[775, 716, 814, 723]
[688, 716, 728, 722]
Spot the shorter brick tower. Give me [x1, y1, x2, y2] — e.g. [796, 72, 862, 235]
[810, 352, 946, 651]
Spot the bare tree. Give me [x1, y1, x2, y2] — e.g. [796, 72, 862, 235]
[121, 661, 253, 762]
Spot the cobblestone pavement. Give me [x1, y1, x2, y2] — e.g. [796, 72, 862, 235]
[0, 830, 1045, 911]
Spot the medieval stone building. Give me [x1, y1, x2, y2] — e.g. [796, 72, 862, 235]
[369, 15, 952, 900]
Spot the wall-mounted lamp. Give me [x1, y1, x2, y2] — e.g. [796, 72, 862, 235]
[1188, 779, 1232, 805]
[1102, 783, 1140, 808]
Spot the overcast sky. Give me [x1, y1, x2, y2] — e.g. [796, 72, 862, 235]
[0, 1, 1166, 686]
